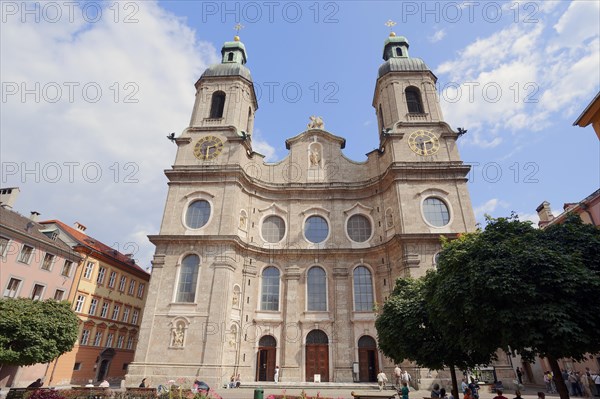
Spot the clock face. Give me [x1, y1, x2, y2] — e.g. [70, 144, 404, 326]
[193, 136, 224, 160]
[408, 130, 440, 156]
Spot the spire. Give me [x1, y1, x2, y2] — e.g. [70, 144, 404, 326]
[382, 33, 410, 61]
[220, 24, 247, 65]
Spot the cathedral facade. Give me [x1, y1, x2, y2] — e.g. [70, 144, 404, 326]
[127, 33, 477, 386]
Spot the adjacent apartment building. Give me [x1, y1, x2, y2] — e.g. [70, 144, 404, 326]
[0, 188, 82, 388]
[40, 220, 151, 386]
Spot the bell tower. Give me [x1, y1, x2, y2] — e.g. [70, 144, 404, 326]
[189, 33, 258, 138]
[373, 32, 445, 135]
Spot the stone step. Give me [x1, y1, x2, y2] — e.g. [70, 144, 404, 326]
[229, 381, 382, 391]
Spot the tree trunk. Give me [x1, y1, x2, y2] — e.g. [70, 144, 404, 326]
[548, 356, 570, 399]
[450, 365, 459, 399]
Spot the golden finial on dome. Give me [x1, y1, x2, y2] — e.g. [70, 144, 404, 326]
[385, 19, 397, 36]
[234, 23, 244, 41]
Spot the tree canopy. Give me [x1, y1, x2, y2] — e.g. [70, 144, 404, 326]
[0, 298, 79, 366]
[376, 214, 600, 399]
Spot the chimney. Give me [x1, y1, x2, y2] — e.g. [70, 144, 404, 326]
[74, 222, 87, 232]
[30, 211, 40, 222]
[0, 187, 20, 210]
[536, 201, 554, 227]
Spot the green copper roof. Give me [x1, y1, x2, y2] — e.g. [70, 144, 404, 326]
[201, 63, 253, 82]
[221, 41, 247, 60]
[378, 57, 430, 78]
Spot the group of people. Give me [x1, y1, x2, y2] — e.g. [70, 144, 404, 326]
[226, 373, 241, 388]
[560, 367, 600, 398]
[377, 366, 412, 395]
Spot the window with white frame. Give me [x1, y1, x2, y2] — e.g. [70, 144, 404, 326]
[31, 284, 45, 300]
[83, 261, 94, 279]
[41, 253, 55, 270]
[128, 280, 135, 295]
[347, 214, 372, 242]
[307, 266, 327, 311]
[261, 215, 285, 243]
[54, 289, 65, 301]
[176, 255, 199, 302]
[89, 298, 98, 315]
[108, 271, 117, 288]
[96, 267, 106, 284]
[75, 294, 86, 312]
[61, 260, 73, 277]
[304, 215, 329, 243]
[117, 335, 124, 348]
[80, 329, 90, 345]
[126, 336, 134, 350]
[122, 307, 130, 323]
[112, 304, 120, 320]
[423, 197, 450, 227]
[100, 302, 109, 318]
[4, 278, 22, 298]
[106, 333, 114, 347]
[119, 276, 126, 292]
[260, 266, 280, 311]
[137, 283, 145, 298]
[18, 244, 34, 264]
[93, 331, 103, 346]
[131, 309, 139, 325]
[185, 200, 211, 229]
[353, 266, 374, 311]
[0, 237, 9, 257]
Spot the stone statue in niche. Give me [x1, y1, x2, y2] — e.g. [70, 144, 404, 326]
[172, 325, 185, 347]
[386, 210, 394, 227]
[309, 147, 321, 167]
[239, 212, 247, 229]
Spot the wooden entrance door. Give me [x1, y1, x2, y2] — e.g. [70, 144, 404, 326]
[358, 336, 378, 382]
[305, 330, 329, 382]
[256, 335, 277, 381]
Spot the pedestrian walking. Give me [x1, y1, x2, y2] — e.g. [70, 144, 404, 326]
[377, 370, 388, 391]
[401, 382, 410, 399]
[516, 368, 523, 385]
[394, 365, 402, 388]
[274, 366, 279, 383]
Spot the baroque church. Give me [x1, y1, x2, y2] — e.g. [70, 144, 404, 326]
[127, 32, 481, 386]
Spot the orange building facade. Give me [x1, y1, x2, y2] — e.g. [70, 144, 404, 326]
[40, 220, 150, 386]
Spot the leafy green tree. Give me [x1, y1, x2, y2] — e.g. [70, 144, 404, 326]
[0, 298, 79, 366]
[376, 275, 493, 399]
[429, 215, 600, 399]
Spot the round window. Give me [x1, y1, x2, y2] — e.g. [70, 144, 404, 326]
[423, 197, 450, 227]
[347, 214, 372, 242]
[262, 215, 285, 243]
[185, 200, 211, 228]
[304, 215, 329, 243]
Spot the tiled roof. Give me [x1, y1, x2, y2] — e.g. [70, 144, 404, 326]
[40, 219, 149, 275]
[0, 207, 78, 256]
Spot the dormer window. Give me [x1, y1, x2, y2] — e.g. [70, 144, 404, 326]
[395, 47, 402, 57]
[227, 52, 234, 62]
[405, 87, 424, 113]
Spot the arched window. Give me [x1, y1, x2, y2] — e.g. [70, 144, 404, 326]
[261, 267, 280, 311]
[259, 335, 276, 347]
[405, 87, 424, 114]
[247, 107, 252, 133]
[306, 330, 328, 344]
[209, 91, 226, 118]
[307, 267, 327, 311]
[353, 266, 374, 311]
[395, 47, 403, 57]
[358, 335, 377, 348]
[176, 254, 200, 302]
[378, 104, 384, 131]
[227, 52, 234, 61]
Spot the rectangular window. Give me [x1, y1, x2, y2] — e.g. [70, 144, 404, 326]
[111, 304, 120, 320]
[126, 336, 133, 350]
[73, 362, 82, 371]
[41, 253, 55, 270]
[83, 261, 94, 279]
[117, 335, 124, 348]
[128, 280, 135, 295]
[80, 329, 90, 345]
[122, 307, 130, 323]
[108, 271, 117, 288]
[137, 283, 145, 298]
[122, 363, 129, 371]
[31, 284, 44, 300]
[75, 294, 86, 312]
[4, 278, 22, 298]
[131, 309, 139, 325]
[53, 289, 65, 301]
[93, 332, 103, 347]
[18, 244, 34, 264]
[61, 260, 73, 277]
[0, 237, 9, 257]
[100, 302, 109, 318]
[89, 298, 98, 316]
[106, 333, 114, 347]
[119, 276, 127, 292]
[96, 267, 106, 284]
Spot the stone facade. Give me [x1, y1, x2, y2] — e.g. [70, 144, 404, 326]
[127, 34, 479, 387]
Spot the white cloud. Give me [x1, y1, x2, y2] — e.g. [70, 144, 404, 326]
[0, 1, 219, 267]
[474, 198, 508, 219]
[250, 128, 277, 161]
[429, 29, 446, 43]
[553, 0, 600, 45]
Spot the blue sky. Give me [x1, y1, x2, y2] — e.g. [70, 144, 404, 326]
[1, 0, 599, 267]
